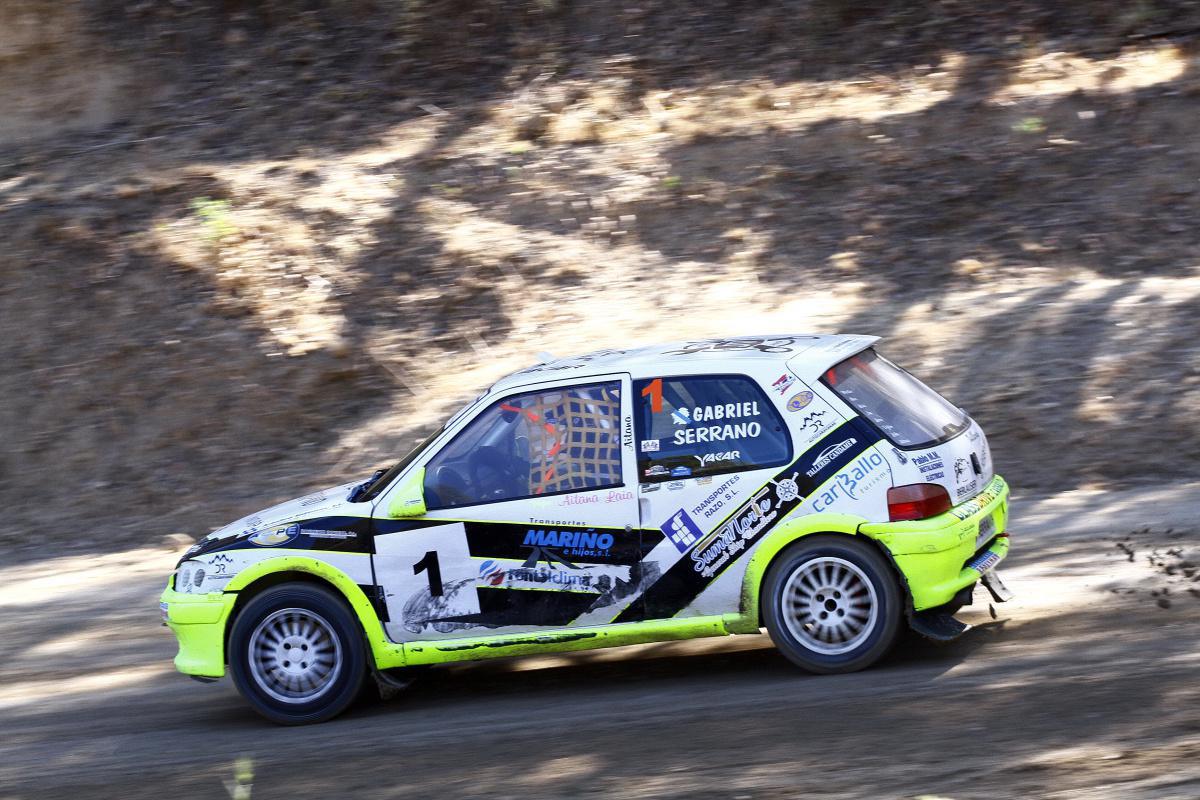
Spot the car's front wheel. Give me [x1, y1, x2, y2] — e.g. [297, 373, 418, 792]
[228, 582, 367, 725]
[762, 535, 903, 674]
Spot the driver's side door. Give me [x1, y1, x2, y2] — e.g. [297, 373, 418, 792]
[372, 374, 646, 643]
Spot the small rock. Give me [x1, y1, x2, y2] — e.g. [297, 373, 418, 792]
[515, 110, 550, 141]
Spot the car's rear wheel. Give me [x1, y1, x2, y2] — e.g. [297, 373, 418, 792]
[229, 582, 366, 725]
[762, 535, 902, 674]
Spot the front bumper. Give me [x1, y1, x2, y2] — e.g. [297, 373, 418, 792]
[861, 475, 1011, 611]
[160, 579, 237, 678]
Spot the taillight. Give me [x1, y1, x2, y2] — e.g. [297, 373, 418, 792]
[887, 483, 953, 522]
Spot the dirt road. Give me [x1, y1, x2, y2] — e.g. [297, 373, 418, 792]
[2, 483, 1199, 800]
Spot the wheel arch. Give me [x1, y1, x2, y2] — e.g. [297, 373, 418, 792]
[223, 556, 392, 667]
[737, 512, 878, 629]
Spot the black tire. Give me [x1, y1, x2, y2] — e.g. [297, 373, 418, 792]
[761, 535, 903, 674]
[228, 582, 367, 725]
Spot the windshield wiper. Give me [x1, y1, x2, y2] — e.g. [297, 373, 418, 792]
[348, 468, 388, 503]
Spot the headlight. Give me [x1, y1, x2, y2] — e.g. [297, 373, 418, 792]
[175, 561, 206, 594]
[176, 564, 193, 592]
[174, 559, 231, 594]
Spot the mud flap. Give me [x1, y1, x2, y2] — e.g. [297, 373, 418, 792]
[909, 610, 971, 642]
[981, 569, 1013, 603]
[372, 665, 427, 700]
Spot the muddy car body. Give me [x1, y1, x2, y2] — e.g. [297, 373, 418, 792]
[162, 334, 1012, 724]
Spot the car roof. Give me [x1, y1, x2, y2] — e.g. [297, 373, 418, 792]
[490, 334, 880, 394]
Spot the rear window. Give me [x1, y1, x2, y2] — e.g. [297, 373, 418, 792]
[822, 349, 968, 449]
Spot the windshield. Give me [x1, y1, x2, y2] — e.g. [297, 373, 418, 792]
[354, 390, 493, 503]
[822, 349, 969, 449]
[354, 426, 443, 503]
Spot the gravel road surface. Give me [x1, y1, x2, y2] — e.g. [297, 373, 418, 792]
[3, 483, 1199, 800]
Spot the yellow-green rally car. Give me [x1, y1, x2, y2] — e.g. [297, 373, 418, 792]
[161, 335, 1011, 724]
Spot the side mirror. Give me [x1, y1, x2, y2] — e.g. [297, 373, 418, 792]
[386, 466, 428, 519]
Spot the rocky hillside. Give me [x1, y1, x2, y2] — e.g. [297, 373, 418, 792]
[3, 0, 1200, 556]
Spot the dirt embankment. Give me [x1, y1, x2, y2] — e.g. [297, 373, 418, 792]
[3, 0, 1200, 555]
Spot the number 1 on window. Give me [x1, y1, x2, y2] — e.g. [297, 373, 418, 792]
[642, 378, 663, 413]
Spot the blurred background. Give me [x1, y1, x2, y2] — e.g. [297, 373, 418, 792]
[2, 1, 1199, 798]
[3, 0, 1199, 557]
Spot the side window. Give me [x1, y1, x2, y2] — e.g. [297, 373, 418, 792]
[424, 382, 623, 510]
[635, 374, 791, 482]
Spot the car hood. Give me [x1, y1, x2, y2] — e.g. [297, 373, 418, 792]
[180, 479, 365, 562]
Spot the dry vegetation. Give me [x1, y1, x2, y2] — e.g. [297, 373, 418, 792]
[2, 0, 1200, 556]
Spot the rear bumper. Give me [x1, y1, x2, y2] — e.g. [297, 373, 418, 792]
[860, 475, 1011, 611]
[160, 580, 236, 678]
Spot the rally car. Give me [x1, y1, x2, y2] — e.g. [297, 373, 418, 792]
[161, 335, 1012, 724]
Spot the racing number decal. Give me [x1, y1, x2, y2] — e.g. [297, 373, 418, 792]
[413, 550, 444, 597]
[641, 378, 663, 413]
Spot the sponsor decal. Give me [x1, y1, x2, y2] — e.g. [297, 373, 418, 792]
[639, 483, 661, 493]
[645, 465, 670, 477]
[667, 480, 685, 491]
[671, 465, 693, 478]
[672, 407, 692, 426]
[249, 524, 300, 547]
[691, 474, 742, 519]
[694, 450, 740, 468]
[805, 438, 857, 477]
[301, 528, 357, 539]
[523, 528, 614, 559]
[640, 439, 661, 453]
[811, 451, 891, 513]
[771, 373, 796, 395]
[912, 450, 945, 481]
[663, 337, 816, 355]
[690, 484, 780, 578]
[967, 548, 1002, 574]
[503, 565, 599, 591]
[617, 417, 883, 623]
[774, 478, 800, 502]
[956, 479, 979, 500]
[209, 554, 233, 575]
[696, 475, 713, 485]
[478, 560, 506, 586]
[797, 410, 830, 436]
[298, 493, 327, 508]
[662, 509, 704, 553]
[786, 391, 814, 412]
[950, 476, 1005, 520]
[954, 458, 969, 482]
[528, 517, 589, 526]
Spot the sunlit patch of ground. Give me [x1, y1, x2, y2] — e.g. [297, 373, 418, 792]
[993, 45, 1188, 104]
